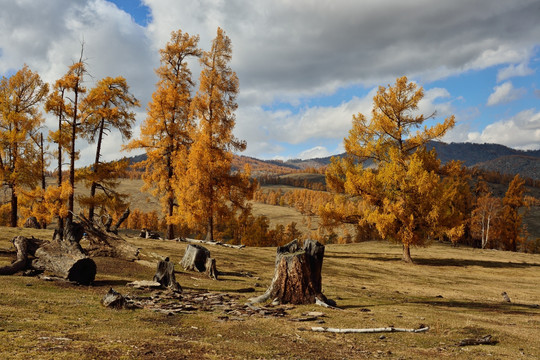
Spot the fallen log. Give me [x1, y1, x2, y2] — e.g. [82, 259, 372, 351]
[302, 326, 430, 334]
[75, 213, 139, 261]
[0, 231, 96, 285]
[248, 239, 332, 306]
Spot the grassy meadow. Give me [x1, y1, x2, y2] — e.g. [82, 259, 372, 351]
[1, 225, 539, 359]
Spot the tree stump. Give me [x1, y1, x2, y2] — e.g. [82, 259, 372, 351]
[23, 216, 41, 229]
[181, 244, 218, 279]
[139, 228, 161, 239]
[0, 236, 42, 275]
[249, 239, 330, 305]
[153, 257, 182, 292]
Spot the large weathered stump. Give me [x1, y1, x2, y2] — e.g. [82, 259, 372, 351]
[249, 239, 329, 305]
[0, 236, 43, 275]
[181, 244, 218, 279]
[153, 257, 182, 292]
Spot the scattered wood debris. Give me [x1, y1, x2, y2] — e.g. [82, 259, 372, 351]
[458, 335, 498, 346]
[101, 288, 292, 319]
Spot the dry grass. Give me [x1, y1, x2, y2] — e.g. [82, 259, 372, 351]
[1, 227, 539, 359]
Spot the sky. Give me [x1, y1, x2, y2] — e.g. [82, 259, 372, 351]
[0, 0, 539, 166]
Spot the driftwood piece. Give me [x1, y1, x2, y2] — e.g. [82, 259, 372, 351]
[458, 335, 498, 346]
[302, 326, 430, 334]
[75, 213, 139, 261]
[153, 257, 182, 292]
[23, 216, 41, 229]
[180, 237, 245, 249]
[249, 239, 331, 305]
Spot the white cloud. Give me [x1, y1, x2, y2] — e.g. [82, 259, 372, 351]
[465, 109, 540, 149]
[497, 62, 534, 82]
[486, 81, 526, 106]
[297, 146, 331, 160]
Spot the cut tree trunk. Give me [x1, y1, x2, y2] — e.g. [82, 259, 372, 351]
[249, 239, 330, 305]
[33, 221, 97, 285]
[181, 244, 218, 279]
[153, 257, 182, 292]
[75, 213, 139, 261]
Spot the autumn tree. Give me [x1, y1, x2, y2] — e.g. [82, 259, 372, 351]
[125, 30, 201, 239]
[471, 192, 501, 249]
[49, 49, 88, 225]
[324, 76, 456, 262]
[180, 27, 255, 241]
[0, 65, 49, 226]
[498, 175, 527, 252]
[79, 76, 139, 222]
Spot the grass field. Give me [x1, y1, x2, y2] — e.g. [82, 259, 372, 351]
[1, 227, 539, 359]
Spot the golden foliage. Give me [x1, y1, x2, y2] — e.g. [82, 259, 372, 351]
[323, 76, 457, 262]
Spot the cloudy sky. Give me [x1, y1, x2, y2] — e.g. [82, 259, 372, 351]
[1, 0, 539, 165]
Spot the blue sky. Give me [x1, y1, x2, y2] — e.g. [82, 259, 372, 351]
[1, 0, 539, 165]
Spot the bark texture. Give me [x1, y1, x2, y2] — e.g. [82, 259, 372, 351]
[249, 239, 329, 305]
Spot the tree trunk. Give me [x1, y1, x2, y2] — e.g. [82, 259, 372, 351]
[10, 190, 17, 227]
[89, 118, 105, 223]
[249, 239, 329, 305]
[167, 196, 174, 240]
[402, 244, 413, 263]
[153, 257, 182, 292]
[181, 244, 218, 279]
[205, 216, 214, 241]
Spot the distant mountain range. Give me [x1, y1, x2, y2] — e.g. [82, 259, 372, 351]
[127, 141, 540, 180]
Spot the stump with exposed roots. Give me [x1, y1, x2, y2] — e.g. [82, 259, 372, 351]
[249, 239, 330, 305]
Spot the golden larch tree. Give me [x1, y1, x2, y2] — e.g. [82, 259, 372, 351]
[0, 65, 49, 227]
[324, 76, 456, 262]
[125, 30, 201, 239]
[498, 174, 527, 252]
[79, 76, 139, 222]
[180, 27, 255, 241]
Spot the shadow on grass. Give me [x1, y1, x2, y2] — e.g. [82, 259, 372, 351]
[366, 256, 540, 268]
[412, 298, 540, 314]
[92, 279, 132, 287]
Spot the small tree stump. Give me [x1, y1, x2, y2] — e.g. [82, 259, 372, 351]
[23, 216, 41, 229]
[181, 244, 218, 279]
[153, 257, 182, 292]
[140, 228, 161, 239]
[102, 288, 126, 309]
[249, 239, 330, 305]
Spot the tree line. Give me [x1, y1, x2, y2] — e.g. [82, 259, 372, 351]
[0, 28, 255, 242]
